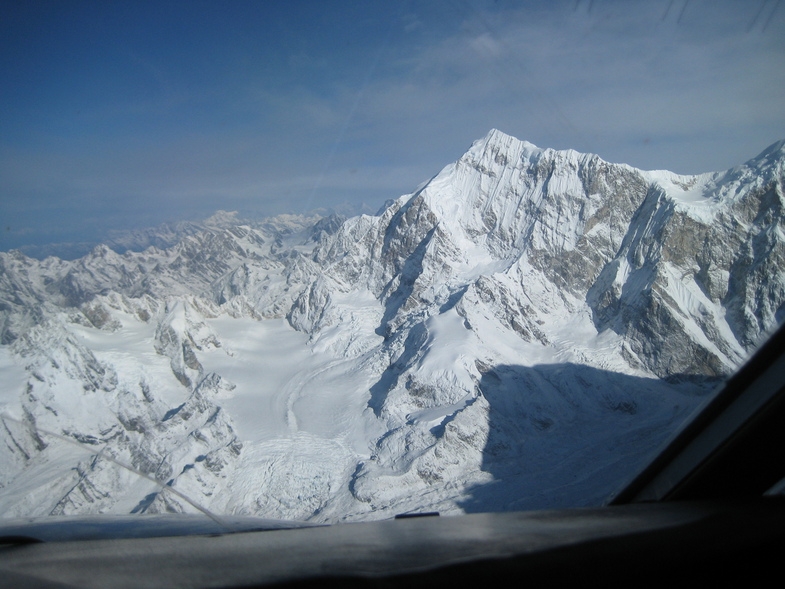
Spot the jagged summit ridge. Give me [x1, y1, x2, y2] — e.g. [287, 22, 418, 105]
[298, 130, 782, 378]
[0, 131, 783, 522]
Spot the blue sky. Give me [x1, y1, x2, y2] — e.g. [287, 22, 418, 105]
[1, 0, 784, 256]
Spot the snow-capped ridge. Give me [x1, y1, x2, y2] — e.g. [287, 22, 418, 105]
[473, 128, 543, 159]
[751, 138, 785, 165]
[1, 130, 784, 523]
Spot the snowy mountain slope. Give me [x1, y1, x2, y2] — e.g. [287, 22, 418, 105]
[0, 130, 783, 521]
[306, 130, 783, 377]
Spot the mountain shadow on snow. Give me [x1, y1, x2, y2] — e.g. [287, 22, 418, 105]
[459, 363, 720, 513]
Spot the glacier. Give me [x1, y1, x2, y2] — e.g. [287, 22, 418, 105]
[0, 130, 783, 522]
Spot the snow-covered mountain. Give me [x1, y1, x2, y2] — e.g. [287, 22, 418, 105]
[1, 130, 783, 521]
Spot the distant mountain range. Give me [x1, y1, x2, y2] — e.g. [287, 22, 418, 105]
[1, 130, 783, 521]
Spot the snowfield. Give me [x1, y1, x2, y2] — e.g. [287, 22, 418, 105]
[0, 130, 783, 522]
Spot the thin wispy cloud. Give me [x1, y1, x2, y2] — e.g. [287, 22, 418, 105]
[346, 0, 785, 171]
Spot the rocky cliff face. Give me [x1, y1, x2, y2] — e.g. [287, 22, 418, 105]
[0, 131, 782, 521]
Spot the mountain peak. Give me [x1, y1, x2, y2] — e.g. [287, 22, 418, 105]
[474, 128, 542, 158]
[747, 138, 785, 172]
